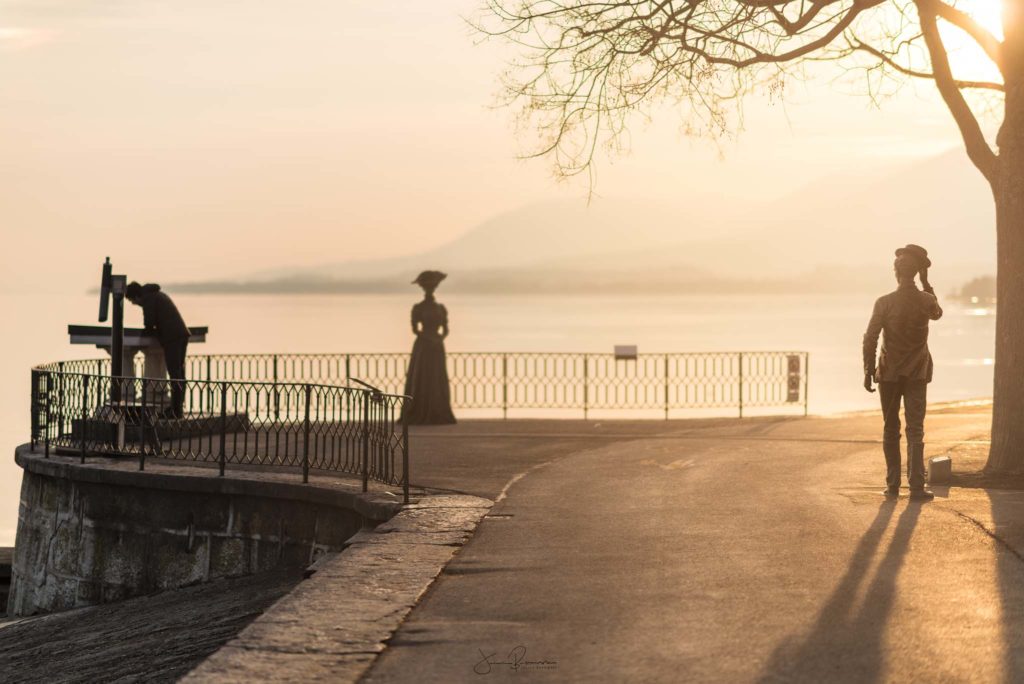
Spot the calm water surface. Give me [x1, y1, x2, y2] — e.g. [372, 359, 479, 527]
[0, 292, 996, 544]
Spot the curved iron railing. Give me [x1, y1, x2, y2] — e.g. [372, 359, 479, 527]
[29, 362, 410, 503]
[43, 350, 809, 420]
[27, 351, 807, 506]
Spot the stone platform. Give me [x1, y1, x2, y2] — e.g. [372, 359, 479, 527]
[9, 446, 401, 616]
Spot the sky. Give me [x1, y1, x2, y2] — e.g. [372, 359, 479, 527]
[0, 0, 1003, 294]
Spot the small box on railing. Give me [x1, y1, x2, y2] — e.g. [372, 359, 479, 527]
[614, 345, 638, 361]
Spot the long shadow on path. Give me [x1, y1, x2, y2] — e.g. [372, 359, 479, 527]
[985, 490, 1024, 682]
[759, 501, 922, 683]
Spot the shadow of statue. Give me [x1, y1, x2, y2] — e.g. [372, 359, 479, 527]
[402, 270, 456, 425]
[759, 501, 922, 683]
[983, 489, 1024, 681]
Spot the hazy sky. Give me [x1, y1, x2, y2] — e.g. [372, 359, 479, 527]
[0, 0, 1000, 293]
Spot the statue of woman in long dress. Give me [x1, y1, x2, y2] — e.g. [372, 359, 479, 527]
[402, 271, 457, 425]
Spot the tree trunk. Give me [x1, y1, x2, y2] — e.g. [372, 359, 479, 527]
[985, 171, 1024, 474]
[985, 11, 1024, 474]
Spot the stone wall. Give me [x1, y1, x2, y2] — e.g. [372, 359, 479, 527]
[9, 446, 398, 617]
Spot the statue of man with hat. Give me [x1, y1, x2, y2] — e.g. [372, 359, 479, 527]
[863, 244, 944, 501]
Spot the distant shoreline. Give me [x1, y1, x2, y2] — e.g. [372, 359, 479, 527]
[83, 279, 997, 301]
[153, 277, 885, 297]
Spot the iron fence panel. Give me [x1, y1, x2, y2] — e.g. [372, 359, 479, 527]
[35, 350, 809, 421]
[30, 367, 410, 501]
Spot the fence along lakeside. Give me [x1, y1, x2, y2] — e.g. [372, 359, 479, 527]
[191, 351, 809, 418]
[36, 351, 809, 423]
[29, 351, 807, 508]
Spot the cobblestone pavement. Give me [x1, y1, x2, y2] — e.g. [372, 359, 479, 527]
[0, 570, 302, 683]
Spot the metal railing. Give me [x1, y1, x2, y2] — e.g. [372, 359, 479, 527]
[28, 350, 807, 503]
[30, 364, 410, 502]
[76, 350, 808, 419]
[187, 351, 809, 418]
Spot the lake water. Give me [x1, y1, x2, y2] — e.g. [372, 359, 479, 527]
[0, 291, 996, 545]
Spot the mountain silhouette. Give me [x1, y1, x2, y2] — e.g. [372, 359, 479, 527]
[177, 148, 993, 294]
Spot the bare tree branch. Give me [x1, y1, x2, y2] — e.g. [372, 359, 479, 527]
[916, 3, 998, 180]
[767, 1, 834, 35]
[674, 1, 885, 69]
[479, 0, 1005, 180]
[931, 0, 1003, 71]
[850, 38, 1004, 91]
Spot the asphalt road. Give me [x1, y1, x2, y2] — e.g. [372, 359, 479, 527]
[366, 408, 1024, 682]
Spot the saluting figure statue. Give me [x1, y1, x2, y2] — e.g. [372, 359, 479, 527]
[126, 282, 190, 418]
[403, 271, 457, 425]
[863, 244, 943, 501]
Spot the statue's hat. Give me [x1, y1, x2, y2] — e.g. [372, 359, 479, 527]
[412, 270, 447, 288]
[895, 244, 931, 269]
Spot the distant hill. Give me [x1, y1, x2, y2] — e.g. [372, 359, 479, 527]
[176, 148, 995, 295]
[749, 147, 994, 279]
[950, 275, 997, 304]
[250, 196, 748, 280]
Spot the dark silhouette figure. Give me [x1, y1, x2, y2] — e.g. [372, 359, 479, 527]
[403, 271, 456, 425]
[126, 282, 190, 418]
[863, 244, 943, 500]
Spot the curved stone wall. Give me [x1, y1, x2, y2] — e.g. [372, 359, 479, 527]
[9, 445, 400, 617]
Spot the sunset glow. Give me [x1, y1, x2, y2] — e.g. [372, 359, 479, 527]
[6, 1, 1024, 679]
[939, 0, 1004, 81]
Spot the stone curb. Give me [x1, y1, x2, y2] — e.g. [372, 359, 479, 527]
[182, 494, 493, 683]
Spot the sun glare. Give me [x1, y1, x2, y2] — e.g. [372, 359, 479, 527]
[939, 0, 1004, 82]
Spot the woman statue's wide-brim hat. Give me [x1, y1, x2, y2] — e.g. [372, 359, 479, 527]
[412, 270, 447, 288]
[895, 244, 931, 269]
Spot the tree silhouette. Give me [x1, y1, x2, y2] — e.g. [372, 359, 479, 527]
[481, 0, 1024, 474]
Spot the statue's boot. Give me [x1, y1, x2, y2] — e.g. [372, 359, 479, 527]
[908, 442, 934, 501]
[883, 440, 902, 497]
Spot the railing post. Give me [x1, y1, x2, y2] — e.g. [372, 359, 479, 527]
[583, 355, 589, 420]
[361, 392, 370, 493]
[664, 354, 670, 421]
[302, 383, 311, 483]
[57, 362, 65, 442]
[273, 354, 280, 421]
[30, 370, 39, 449]
[205, 356, 213, 414]
[31, 371, 42, 451]
[219, 383, 227, 477]
[139, 378, 147, 471]
[81, 374, 90, 464]
[403, 413, 411, 505]
[738, 352, 744, 419]
[502, 353, 508, 420]
[44, 372, 51, 458]
[804, 353, 810, 417]
[344, 355, 352, 423]
[56, 367, 64, 442]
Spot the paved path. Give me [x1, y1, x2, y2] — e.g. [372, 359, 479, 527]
[366, 407, 1024, 682]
